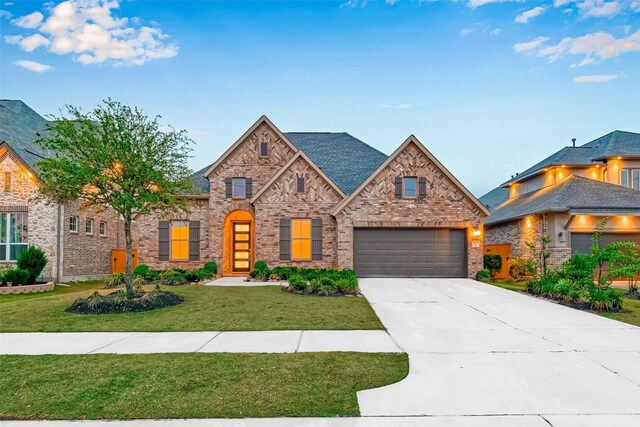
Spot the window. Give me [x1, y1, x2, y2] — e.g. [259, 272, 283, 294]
[634, 170, 640, 190]
[297, 175, 305, 193]
[403, 177, 417, 198]
[621, 169, 640, 190]
[171, 221, 189, 260]
[0, 212, 28, 261]
[69, 216, 78, 233]
[99, 221, 107, 237]
[85, 219, 94, 234]
[4, 172, 11, 192]
[232, 178, 246, 199]
[260, 141, 269, 157]
[291, 219, 311, 260]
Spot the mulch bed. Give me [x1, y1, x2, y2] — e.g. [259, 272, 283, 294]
[65, 289, 184, 314]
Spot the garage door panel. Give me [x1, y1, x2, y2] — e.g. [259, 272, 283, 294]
[571, 233, 640, 255]
[354, 228, 467, 278]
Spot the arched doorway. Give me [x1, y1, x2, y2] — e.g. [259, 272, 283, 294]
[223, 210, 254, 276]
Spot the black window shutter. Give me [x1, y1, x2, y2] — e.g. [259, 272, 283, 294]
[311, 218, 323, 260]
[419, 177, 427, 199]
[189, 221, 200, 261]
[394, 176, 403, 199]
[297, 175, 305, 193]
[225, 178, 232, 198]
[279, 218, 291, 261]
[158, 221, 170, 261]
[246, 178, 253, 198]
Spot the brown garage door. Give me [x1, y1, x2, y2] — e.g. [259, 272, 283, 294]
[571, 232, 640, 255]
[353, 228, 467, 278]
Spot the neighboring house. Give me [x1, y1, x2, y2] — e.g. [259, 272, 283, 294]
[0, 100, 125, 281]
[136, 116, 488, 278]
[480, 131, 640, 269]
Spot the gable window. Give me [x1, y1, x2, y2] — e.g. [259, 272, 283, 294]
[232, 178, 246, 198]
[86, 219, 94, 235]
[297, 175, 305, 193]
[69, 216, 78, 233]
[403, 177, 417, 198]
[291, 219, 311, 260]
[4, 172, 11, 192]
[260, 142, 269, 157]
[99, 221, 107, 237]
[621, 169, 640, 190]
[0, 212, 28, 261]
[171, 221, 189, 260]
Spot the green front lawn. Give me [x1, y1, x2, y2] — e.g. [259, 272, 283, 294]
[0, 352, 408, 419]
[0, 282, 383, 332]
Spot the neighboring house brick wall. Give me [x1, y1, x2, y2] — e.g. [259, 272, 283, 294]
[253, 155, 343, 269]
[206, 122, 296, 274]
[135, 198, 210, 270]
[336, 141, 485, 277]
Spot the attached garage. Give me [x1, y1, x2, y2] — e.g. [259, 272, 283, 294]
[571, 232, 640, 255]
[353, 228, 468, 278]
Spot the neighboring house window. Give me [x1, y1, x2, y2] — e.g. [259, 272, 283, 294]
[86, 219, 94, 235]
[297, 175, 305, 193]
[260, 141, 269, 157]
[291, 219, 311, 260]
[4, 172, 11, 192]
[621, 169, 640, 190]
[99, 221, 107, 237]
[232, 177, 246, 198]
[171, 221, 189, 260]
[403, 177, 417, 198]
[69, 216, 78, 233]
[0, 212, 28, 261]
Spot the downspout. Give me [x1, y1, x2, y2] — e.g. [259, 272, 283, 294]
[56, 203, 62, 283]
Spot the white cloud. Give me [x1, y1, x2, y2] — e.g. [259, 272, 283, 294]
[5, 0, 178, 67]
[579, 0, 622, 17]
[574, 73, 618, 82]
[632, 1, 640, 12]
[536, 30, 640, 65]
[12, 11, 43, 28]
[0, 9, 11, 18]
[4, 33, 50, 51]
[468, 0, 522, 8]
[385, 0, 398, 4]
[14, 59, 52, 73]
[460, 28, 474, 36]
[513, 36, 550, 53]
[554, 0, 574, 5]
[515, 6, 547, 23]
[490, 27, 502, 35]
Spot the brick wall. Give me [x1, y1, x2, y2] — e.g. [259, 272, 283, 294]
[253, 155, 343, 269]
[335, 141, 486, 277]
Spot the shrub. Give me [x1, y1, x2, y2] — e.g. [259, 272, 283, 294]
[146, 269, 161, 281]
[335, 278, 359, 295]
[65, 289, 184, 314]
[185, 268, 212, 282]
[559, 254, 594, 286]
[250, 267, 270, 282]
[254, 260, 268, 272]
[159, 268, 188, 286]
[288, 274, 307, 290]
[4, 268, 29, 285]
[270, 266, 298, 280]
[203, 261, 217, 275]
[483, 254, 503, 277]
[133, 264, 150, 278]
[586, 286, 623, 312]
[16, 246, 48, 285]
[475, 269, 491, 282]
[0, 266, 13, 286]
[104, 272, 126, 289]
[509, 258, 535, 281]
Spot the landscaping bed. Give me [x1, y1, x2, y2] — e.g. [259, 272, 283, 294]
[65, 289, 184, 314]
[0, 352, 408, 419]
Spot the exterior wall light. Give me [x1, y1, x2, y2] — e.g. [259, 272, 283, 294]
[472, 229, 481, 238]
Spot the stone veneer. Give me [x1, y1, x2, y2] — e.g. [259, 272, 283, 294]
[335, 141, 485, 277]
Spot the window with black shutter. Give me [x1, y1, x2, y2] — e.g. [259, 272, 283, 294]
[296, 174, 305, 193]
[260, 142, 269, 157]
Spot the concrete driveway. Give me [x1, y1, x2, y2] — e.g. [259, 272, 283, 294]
[357, 278, 640, 422]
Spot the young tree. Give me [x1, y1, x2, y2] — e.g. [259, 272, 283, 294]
[36, 99, 195, 297]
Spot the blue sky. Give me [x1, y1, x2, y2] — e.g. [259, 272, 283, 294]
[1, 0, 639, 196]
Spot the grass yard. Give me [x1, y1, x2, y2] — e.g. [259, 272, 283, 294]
[0, 352, 408, 420]
[486, 279, 640, 327]
[0, 282, 383, 332]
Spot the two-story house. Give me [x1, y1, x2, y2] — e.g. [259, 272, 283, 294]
[135, 115, 489, 278]
[480, 131, 640, 270]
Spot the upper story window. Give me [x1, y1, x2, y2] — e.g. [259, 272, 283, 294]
[233, 178, 246, 198]
[0, 212, 27, 261]
[403, 177, 417, 198]
[621, 169, 640, 190]
[296, 175, 305, 193]
[99, 221, 107, 237]
[4, 172, 11, 192]
[86, 219, 94, 235]
[260, 142, 269, 157]
[171, 221, 189, 260]
[69, 216, 78, 233]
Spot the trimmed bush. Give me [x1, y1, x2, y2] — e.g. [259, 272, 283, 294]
[285, 268, 359, 296]
[159, 268, 188, 286]
[250, 268, 270, 281]
[509, 258, 535, 281]
[185, 268, 213, 282]
[4, 268, 29, 286]
[16, 246, 48, 285]
[133, 264, 150, 278]
[254, 260, 268, 272]
[203, 261, 217, 275]
[65, 289, 184, 314]
[475, 269, 491, 282]
[104, 272, 126, 289]
[586, 286, 623, 312]
[288, 274, 307, 291]
[483, 254, 503, 277]
[270, 266, 298, 280]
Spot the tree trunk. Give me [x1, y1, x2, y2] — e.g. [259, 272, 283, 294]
[124, 218, 134, 297]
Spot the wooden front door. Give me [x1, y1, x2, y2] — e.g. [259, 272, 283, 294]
[232, 222, 251, 273]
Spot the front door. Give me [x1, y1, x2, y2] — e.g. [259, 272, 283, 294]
[232, 222, 251, 273]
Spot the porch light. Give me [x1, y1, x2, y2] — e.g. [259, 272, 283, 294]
[472, 229, 481, 238]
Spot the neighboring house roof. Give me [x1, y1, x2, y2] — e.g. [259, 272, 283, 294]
[284, 132, 387, 195]
[332, 135, 491, 217]
[502, 130, 640, 186]
[478, 186, 510, 212]
[485, 175, 640, 226]
[192, 163, 212, 193]
[0, 99, 53, 171]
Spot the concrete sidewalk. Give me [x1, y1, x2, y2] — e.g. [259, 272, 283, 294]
[0, 330, 400, 355]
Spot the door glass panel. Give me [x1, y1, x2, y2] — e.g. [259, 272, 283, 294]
[235, 233, 249, 241]
[234, 223, 250, 232]
[234, 260, 249, 269]
[235, 242, 249, 250]
[235, 251, 249, 260]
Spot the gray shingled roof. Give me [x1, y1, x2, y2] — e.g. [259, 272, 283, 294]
[478, 186, 510, 212]
[0, 100, 53, 169]
[485, 175, 640, 226]
[284, 132, 388, 195]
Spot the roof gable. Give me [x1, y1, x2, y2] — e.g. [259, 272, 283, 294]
[332, 135, 490, 216]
